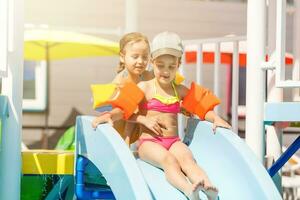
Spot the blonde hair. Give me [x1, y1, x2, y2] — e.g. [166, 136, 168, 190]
[117, 32, 150, 73]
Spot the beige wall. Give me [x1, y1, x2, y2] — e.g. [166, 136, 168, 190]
[139, 0, 247, 39]
[25, 0, 124, 32]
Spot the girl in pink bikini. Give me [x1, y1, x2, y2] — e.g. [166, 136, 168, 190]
[92, 32, 231, 200]
[132, 32, 231, 200]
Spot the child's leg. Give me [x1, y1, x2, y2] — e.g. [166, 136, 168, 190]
[138, 141, 201, 200]
[123, 121, 136, 146]
[169, 141, 212, 184]
[169, 141, 218, 200]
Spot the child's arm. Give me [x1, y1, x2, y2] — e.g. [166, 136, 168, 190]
[204, 110, 231, 132]
[92, 107, 124, 128]
[92, 81, 145, 128]
[123, 122, 136, 146]
[178, 82, 231, 132]
[179, 82, 220, 118]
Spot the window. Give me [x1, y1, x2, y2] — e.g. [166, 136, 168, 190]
[22, 60, 47, 111]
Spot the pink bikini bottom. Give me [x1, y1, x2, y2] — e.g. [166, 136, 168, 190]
[138, 136, 180, 150]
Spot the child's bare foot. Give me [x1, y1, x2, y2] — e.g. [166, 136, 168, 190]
[185, 180, 205, 200]
[204, 185, 218, 200]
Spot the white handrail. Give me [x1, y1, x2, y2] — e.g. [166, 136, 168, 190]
[231, 41, 240, 134]
[274, 0, 300, 88]
[292, 0, 300, 99]
[275, 0, 286, 86]
[214, 42, 221, 115]
[182, 35, 245, 134]
[183, 36, 246, 45]
[196, 44, 203, 85]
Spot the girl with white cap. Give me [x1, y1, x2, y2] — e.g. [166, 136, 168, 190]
[132, 31, 231, 200]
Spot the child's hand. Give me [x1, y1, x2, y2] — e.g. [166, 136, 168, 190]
[180, 107, 193, 117]
[141, 116, 166, 136]
[212, 116, 231, 133]
[92, 112, 113, 129]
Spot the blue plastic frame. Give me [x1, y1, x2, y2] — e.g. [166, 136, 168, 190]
[75, 156, 115, 200]
[268, 135, 300, 177]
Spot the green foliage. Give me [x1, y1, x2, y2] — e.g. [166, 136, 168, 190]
[55, 126, 75, 151]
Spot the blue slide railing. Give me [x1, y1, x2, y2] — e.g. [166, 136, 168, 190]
[75, 156, 115, 200]
[268, 135, 300, 177]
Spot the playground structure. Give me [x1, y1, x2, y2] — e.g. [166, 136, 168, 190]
[21, 150, 74, 200]
[0, 0, 300, 199]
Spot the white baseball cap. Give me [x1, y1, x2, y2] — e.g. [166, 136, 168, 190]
[151, 31, 183, 59]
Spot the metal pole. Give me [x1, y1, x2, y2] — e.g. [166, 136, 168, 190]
[275, 0, 286, 85]
[266, 0, 283, 191]
[267, 0, 282, 106]
[125, 0, 138, 33]
[231, 41, 239, 134]
[293, 0, 300, 100]
[196, 44, 203, 85]
[0, 0, 24, 199]
[246, 0, 266, 163]
[214, 42, 221, 115]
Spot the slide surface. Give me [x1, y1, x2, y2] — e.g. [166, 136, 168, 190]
[184, 118, 281, 200]
[75, 116, 152, 200]
[75, 116, 282, 200]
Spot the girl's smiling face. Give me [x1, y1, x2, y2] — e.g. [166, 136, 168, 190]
[120, 40, 150, 76]
[152, 54, 180, 85]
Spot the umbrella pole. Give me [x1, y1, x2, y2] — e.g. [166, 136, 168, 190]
[42, 44, 50, 148]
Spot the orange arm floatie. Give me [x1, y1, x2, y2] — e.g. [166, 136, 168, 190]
[182, 82, 220, 120]
[109, 82, 144, 119]
[91, 84, 117, 110]
[91, 82, 144, 120]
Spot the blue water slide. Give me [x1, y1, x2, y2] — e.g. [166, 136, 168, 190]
[75, 116, 282, 200]
[75, 116, 153, 200]
[185, 118, 282, 200]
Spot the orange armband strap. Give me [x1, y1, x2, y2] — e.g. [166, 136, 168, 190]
[182, 82, 220, 120]
[109, 82, 144, 119]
